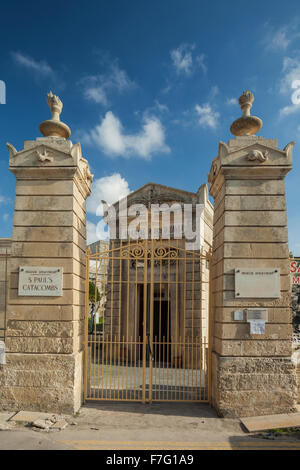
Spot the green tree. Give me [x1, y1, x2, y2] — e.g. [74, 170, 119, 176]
[89, 281, 100, 303]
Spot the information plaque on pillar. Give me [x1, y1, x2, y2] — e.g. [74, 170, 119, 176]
[18, 266, 63, 296]
[235, 268, 280, 298]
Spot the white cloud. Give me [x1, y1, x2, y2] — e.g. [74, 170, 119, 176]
[279, 57, 300, 117]
[264, 27, 291, 52]
[196, 54, 207, 74]
[82, 61, 135, 106]
[85, 86, 108, 106]
[84, 111, 170, 159]
[87, 172, 131, 215]
[171, 43, 195, 75]
[137, 100, 169, 119]
[263, 20, 300, 52]
[226, 97, 238, 105]
[12, 52, 55, 78]
[153, 100, 169, 114]
[195, 103, 219, 129]
[280, 57, 300, 94]
[87, 220, 109, 244]
[2, 213, 9, 221]
[280, 103, 300, 118]
[170, 43, 207, 77]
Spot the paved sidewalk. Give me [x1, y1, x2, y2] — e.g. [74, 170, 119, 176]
[0, 403, 299, 450]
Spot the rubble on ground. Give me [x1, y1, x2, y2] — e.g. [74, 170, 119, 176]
[0, 410, 77, 432]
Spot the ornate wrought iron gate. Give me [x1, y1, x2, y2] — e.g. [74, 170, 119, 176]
[84, 240, 212, 403]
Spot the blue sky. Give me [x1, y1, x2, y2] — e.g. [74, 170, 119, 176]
[0, 0, 300, 251]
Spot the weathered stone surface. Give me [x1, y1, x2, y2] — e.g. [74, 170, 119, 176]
[214, 307, 292, 324]
[73, 199, 86, 223]
[15, 195, 73, 211]
[2, 118, 92, 414]
[0, 421, 16, 430]
[213, 290, 290, 309]
[224, 195, 286, 211]
[13, 211, 74, 227]
[0, 353, 81, 413]
[11, 242, 73, 258]
[211, 353, 297, 417]
[223, 243, 289, 259]
[5, 320, 74, 338]
[224, 211, 287, 226]
[223, 226, 288, 243]
[241, 412, 300, 432]
[8, 288, 85, 306]
[297, 364, 300, 404]
[6, 337, 74, 354]
[209, 131, 296, 417]
[15, 179, 74, 196]
[214, 322, 292, 340]
[11, 411, 58, 422]
[0, 385, 75, 413]
[214, 337, 293, 356]
[9, 256, 74, 273]
[13, 227, 86, 250]
[225, 179, 285, 195]
[222, 258, 290, 274]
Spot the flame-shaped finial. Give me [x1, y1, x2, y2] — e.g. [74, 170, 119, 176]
[39, 91, 71, 139]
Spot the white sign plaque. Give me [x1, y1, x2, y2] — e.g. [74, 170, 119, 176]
[18, 266, 63, 296]
[250, 320, 266, 335]
[233, 310, 244, 321]
[247, 308, 268, 322]
[0, 341, 5, 365]
[235, 268, 280, 298]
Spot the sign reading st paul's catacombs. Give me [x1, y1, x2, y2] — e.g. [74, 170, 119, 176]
[18, 266, 63, 296]
[235, 268, 280, 298]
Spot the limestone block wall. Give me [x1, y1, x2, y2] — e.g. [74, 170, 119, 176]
[298, 365, 300, 403]
[0, 137, 91, 413]
[293, 350, 300, 404]
[0, 239, 11, 342]
[208, 135, 297, 417]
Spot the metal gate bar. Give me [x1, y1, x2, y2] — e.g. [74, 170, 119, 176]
[84, 239, 211, 403]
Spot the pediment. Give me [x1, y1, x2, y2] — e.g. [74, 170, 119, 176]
[7, 140, 80, 168]
[218, 140, 294, 167]
[208, 138, 294, 197]
[118, 183, 198, 207]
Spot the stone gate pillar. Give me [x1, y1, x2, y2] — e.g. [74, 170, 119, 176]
[0, 92, 92, 413]
[208, 91, 297, 417]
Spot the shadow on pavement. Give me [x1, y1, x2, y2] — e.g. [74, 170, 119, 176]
[84, 401, 218, 419]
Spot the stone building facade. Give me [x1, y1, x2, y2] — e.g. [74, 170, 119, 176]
[102, 183, 213, 368]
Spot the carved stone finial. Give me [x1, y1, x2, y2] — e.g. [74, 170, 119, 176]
[47, 91, 63, 121]
[39, 91, 71, 139]
[239, 90, 254, 117]
[230, 90, 262, 136]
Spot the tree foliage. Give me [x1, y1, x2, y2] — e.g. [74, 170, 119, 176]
[89, 281, 100, 303]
